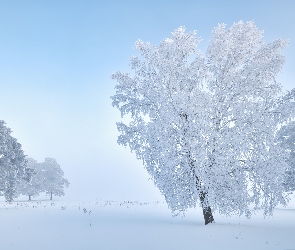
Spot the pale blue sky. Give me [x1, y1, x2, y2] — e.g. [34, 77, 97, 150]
[0, 0, 294, 201]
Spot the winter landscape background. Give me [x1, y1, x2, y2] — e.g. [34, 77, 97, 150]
[0, 0, 295, 249]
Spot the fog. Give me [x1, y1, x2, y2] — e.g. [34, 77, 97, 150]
[0, 0, 294, 202]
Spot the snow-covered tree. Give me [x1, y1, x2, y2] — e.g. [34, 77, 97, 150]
[111, 21, 295, 224]
[16, 158, 43, 201]
[276, 121, 295, 191]
[0, 120, 28, 202]
[41, 158, 69, 200]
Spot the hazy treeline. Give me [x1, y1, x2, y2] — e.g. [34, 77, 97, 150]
[0, 120, 69, 202]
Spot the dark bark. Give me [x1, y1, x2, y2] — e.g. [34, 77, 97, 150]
[199, 191, 214, 225]
[194, 175, 215, 225]
[50, 192, 52, 200]
[182, 112, 214, 225]
[29, 195, 31, 201]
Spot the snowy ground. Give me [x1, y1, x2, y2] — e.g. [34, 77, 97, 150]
[1, 197, 295, 250]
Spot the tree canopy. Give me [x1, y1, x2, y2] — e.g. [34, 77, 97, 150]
[0, 120, 28, 202]
[112, 21, 295, 224]
[41, 158, 69, 200]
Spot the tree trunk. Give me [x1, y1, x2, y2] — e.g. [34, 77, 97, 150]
[50, 192, 52, 200]
[183, 113, 215, 225]
[29, 195, 31, 201]
[199, 191, 214, 225]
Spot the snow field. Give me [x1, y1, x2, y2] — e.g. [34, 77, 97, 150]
[0, 198, 294, 250]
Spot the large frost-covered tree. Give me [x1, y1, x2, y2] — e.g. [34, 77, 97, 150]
[111, 21, 295, 224]
[276, 121, 295, 192]
[41, 158, 69, 200]
[0, 120, 28, 202]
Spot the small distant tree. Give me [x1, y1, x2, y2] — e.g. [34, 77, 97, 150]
[0, 120, 28, 202]
[41, 158, 69, 200]
[112, 21, 295, 224]
[16, 158, 43, 201]
[276, 121, 295, 191]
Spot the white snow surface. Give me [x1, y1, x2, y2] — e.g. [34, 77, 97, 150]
[1, 197, 295, 250]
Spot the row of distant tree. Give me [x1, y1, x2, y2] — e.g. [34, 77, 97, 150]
[0, 120, 69, 202]
[17, 157, 69, 201]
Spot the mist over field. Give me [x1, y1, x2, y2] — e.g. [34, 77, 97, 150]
[0, 0, 294, 202]
[0, 1, 295, 249]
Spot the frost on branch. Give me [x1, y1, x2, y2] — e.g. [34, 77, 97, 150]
[276, 121, 295, 192]
[111, 22, 294, 221]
